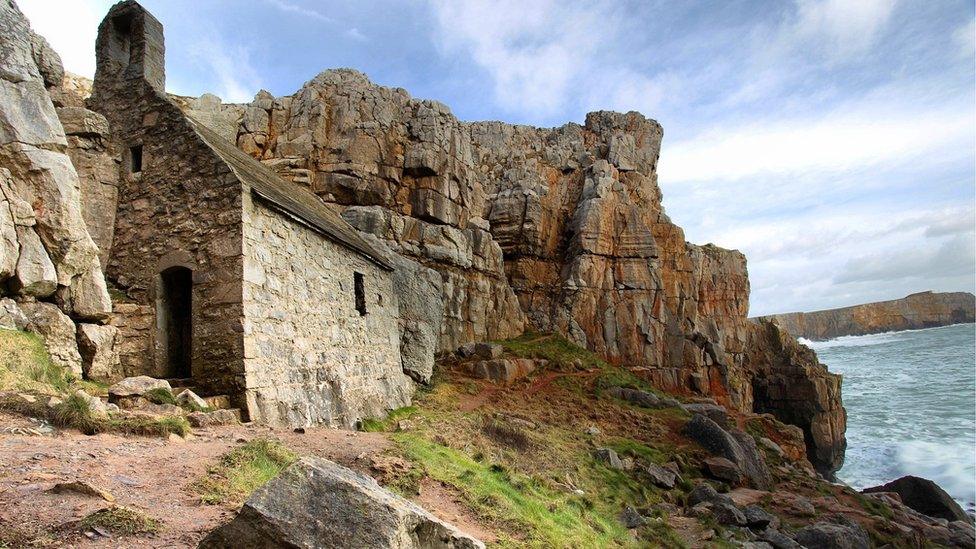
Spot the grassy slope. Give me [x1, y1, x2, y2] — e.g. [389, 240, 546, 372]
[0, 328, 72, 394]
[370, 333, 697, 547]
[365, 333, 908, 548]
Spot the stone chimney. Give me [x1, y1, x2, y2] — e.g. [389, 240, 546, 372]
[92, 0, 165, 96]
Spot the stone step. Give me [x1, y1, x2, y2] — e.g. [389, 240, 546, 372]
[165, 377, 195, 389]
[203, 394, 232, 410]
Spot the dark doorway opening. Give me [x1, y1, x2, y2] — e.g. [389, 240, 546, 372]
[160, 266, 192, 378]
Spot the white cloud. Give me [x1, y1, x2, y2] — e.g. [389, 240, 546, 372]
[788, 0, 898, 63]
[263, 0, 332, 23]
[186, 38, 263, 103]
[16, 0, 113, 77]
[953, 18, 975, 59]
[659, 102, 973, 184]
[429, 0, 607, 117]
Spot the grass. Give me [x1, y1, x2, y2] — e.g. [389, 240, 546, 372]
[195, 438, 297, 505]
[396, 433, 639, 548]
[358, 405, 419, 432]
[80, 506, 159, 535]
[0, 328, 73, 394]
[43, 392, 189, 437]
[496, 331, 610, 370]
[144, 387, 177, 405]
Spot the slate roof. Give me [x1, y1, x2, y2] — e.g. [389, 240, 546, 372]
[185, 116, 394, 271]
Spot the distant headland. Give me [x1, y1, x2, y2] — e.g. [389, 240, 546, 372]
[757, 291, 976, 341]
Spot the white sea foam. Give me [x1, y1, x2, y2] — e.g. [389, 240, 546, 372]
[896, 440, 976, 505]
[826, 323, 976, 509]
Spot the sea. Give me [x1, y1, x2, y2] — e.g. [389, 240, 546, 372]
[799, 323, 976, 512]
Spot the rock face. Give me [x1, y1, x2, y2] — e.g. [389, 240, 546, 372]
[0, 0, 112, 320]
[199, 456, 485, 549]
[863, 475, 969, 522]
[759, 291, 976, 341]
[205, 69, 847, 476]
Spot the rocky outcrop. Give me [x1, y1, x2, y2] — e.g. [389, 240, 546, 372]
[195, 69, 847, 476]
[0, 0, 112, 320]
[200, 456, 485, 549]
[864, 475, 969, 522]
[759, 291, 976, 341]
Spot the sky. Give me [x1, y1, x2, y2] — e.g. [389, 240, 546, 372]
[17, 0, 976, 316]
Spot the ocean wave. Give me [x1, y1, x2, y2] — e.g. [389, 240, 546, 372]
[799, 322, 974, 350]
[896, 440, 976, 505]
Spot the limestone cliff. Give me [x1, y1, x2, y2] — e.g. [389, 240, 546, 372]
[0, 0, 112, 320]
[760, 291, 976, 341]
[177, 70, 846, 476]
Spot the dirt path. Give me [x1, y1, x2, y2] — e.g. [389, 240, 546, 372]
[0, 411, 487, 547]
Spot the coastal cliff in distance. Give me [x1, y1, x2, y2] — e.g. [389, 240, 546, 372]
[759, 291, 976, 341]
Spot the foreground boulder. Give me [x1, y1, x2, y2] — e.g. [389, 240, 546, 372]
[199, 457, 484, 548]
[684, 413, 772, 490]
[863, 475, 969, 522]
[794, 515, 870, 549]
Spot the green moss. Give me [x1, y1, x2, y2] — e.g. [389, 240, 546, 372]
[606, 438, 675, 466]
[852, 491, 895, 520]
[195, 438, 297, 505]
[144, 387, 177, 405]
[80, 506, 159, 535]
[0, 328, 73, 394]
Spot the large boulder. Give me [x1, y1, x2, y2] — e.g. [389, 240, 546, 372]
[108, 375, 171, 409]
[683, 413, 772, 490]
[794, 516, 869, 549]
[76, 323, 120, 383]
[20, 300, 81, 376]
[199, 456, 484, 548]
[0, 297, 28, 330]
[863, 476, 969, 522]
[0, 0, 112, 320]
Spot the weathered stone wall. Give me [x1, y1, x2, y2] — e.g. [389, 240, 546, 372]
[90, 1, 245, 396]
[760, 291, 976, 341]
[241, 196, 411, 428]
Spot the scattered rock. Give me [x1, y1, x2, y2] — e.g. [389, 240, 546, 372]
[681, 402, 729, 427]
[76, 323, 120, 383]
[198, 456, 484, 548]
[175, 389, 208, 410]
[683, 414, 772, 489]
[703, 456, 741, 483]
[743, 505, 777, 530]
[20, 301, 82, 376]
[0, 298, 28, 330]
[645, 463, 677, 489]
[473, 342, 503, 359]
[687, 483, 733, 507]
[608, 386, 679, 409]
[585, 425, 600, 436]
[620, 506, 645, 529]
[187, 409, 240, 428]
[710, 502, 747, 526]
[167, 432, 185, 444]
[466, 358, 539, 383]
[759, 437, 785, 458]
[758, 529, 802, 549]
[863, 475, 969, 522]
[108, 376, 171, 409]
[789, 496, 816, 517]
[49, 481, 114, 502]
[593, 448, 623, 470]
[73, 390, 107, 416]
[794, 516, 869, 549]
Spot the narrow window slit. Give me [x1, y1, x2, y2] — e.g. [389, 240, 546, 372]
[354, 272, 366, 316]
[129, 145, 143, 173]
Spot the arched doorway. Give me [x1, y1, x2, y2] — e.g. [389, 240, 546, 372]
[159, 266, 192, 378]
